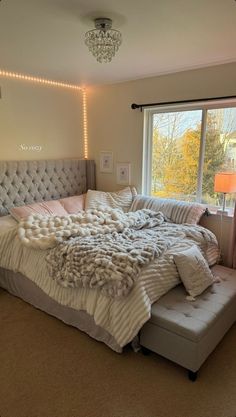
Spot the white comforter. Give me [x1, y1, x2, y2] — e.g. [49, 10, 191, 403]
[0, 213, 220, 350]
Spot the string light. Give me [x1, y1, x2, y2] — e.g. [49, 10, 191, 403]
[82, 88, 88, 159]
[0, 68, 89, 159]
[0, 69, 82, 91]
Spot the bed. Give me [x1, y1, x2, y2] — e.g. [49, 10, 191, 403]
[0, 159, 221, 358]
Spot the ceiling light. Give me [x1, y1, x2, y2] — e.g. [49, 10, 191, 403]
[85, 18, 122, 63]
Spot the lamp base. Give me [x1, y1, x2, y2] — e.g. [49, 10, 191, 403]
[216, 209, 228, 216]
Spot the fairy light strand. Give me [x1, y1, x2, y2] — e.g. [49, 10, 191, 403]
[0, 69, 89, 159]
[82, 88, 88, 159]
[0, 69, 82, 91]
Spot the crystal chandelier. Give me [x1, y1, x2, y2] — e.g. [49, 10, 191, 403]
[85, 18, 122, 63]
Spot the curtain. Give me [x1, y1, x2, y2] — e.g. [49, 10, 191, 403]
[228, 202, 236, 268]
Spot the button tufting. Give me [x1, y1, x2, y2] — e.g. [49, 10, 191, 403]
[0, 159, 92, 215]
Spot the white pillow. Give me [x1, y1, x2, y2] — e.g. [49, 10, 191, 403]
[173, 245, 214, 297]
[85, 187, 137, 212]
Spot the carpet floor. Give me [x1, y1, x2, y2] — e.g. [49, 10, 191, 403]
[0, 288, 235, 417]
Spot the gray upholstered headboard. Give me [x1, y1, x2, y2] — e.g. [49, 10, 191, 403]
[0, 159, 96, 216]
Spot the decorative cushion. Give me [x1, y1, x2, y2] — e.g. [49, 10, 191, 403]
[173, 245, 215, 297]
[10, 200, 68, 221]
[59, 194, 85, 214]
[130, 195, 205, 224]
[85, 187, 137, 212]
[0, 215, 17, 235]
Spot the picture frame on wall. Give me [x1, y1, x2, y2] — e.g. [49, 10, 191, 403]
[116, 162, 131, 185]
[100, 151, 113, 173]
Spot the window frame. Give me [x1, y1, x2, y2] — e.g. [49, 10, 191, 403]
[142, 98, 236, 203]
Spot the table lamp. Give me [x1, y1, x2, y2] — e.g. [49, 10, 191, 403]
[214, 172, 236, 215]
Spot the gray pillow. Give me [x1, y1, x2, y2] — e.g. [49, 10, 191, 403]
[130, 196, 205, 224]
[173, 245, 214, 297]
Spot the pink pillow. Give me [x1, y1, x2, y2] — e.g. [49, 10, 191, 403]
[10, 200, 68, 221]
[59, 194, 85, 214]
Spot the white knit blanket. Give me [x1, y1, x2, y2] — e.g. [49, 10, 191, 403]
[18, 208, 165, 250]
[46, 227, 170, 298]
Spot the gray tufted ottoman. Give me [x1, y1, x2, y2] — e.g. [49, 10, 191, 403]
[140, 265, 236, 380]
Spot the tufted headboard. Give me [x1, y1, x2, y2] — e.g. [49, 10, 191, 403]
[0, 159, 96, 216]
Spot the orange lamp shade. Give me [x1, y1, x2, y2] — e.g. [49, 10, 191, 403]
[214, 172, 236, 193]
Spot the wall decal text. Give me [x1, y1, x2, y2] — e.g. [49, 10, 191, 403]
[19, 144, 42, 152]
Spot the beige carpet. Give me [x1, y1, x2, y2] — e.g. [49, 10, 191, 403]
[0, 289, 235, 417]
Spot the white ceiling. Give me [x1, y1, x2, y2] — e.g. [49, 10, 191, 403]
[0, 0, 236, 86]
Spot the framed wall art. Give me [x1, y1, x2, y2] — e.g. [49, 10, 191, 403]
[116, 162, 131, 185]
[100, 151, 113, 173]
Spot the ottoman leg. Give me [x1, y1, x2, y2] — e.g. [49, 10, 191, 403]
[188, 370, 198, 381]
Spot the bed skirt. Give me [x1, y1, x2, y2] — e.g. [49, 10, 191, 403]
[0, 267, 122, 352]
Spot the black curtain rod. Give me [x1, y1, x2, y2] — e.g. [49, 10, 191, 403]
[131, 95, 236, 111]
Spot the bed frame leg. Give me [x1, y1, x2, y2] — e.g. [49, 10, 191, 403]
[188, 370, 198, 381]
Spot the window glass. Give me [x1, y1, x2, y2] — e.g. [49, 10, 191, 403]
[151, 110, 202, 201]
[147, 104, 236, 210]
[202, 108, 236, 208]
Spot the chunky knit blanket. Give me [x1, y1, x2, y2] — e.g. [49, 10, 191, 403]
[46, 227, 170, 298]
[18, 208, 165, 250]
[17, 208, 166, 298]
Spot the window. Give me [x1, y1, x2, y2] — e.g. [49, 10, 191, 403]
[143, 100, 236, 209]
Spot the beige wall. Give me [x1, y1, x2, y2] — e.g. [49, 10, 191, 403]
[0, 78, 84, 160]
[88, 62, 236, 264]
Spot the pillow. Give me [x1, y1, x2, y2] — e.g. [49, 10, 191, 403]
[10, 200, 68, 221]
[59, 194, 85, 214]
[130, 195, 205, 224]
[0, 215, 17, 235]
[173, 245, 214, 297]
[85, 187, 137, 212]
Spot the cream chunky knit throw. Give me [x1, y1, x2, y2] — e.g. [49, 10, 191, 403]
[17, 208, 165, 298]
[46, 226, 169, 298]
[18, 208, 164, 250]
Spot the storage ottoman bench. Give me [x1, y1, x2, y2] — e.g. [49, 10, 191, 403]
[140, 265, 236, 380]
